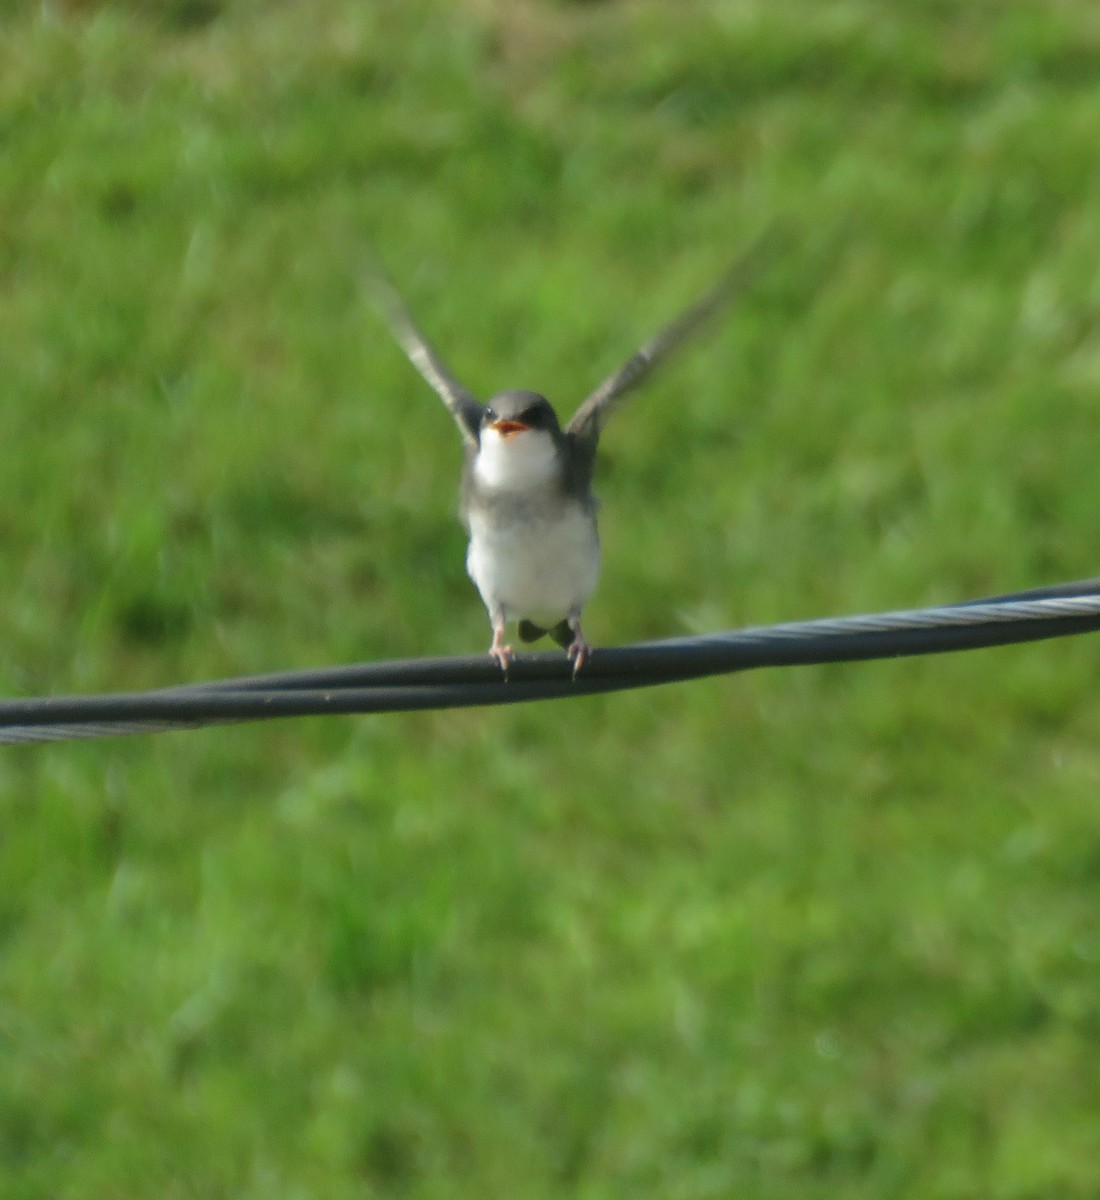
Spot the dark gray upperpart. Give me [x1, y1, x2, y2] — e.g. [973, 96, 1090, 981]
[480, 389, 561, 435]
[371, 230, 776, 483]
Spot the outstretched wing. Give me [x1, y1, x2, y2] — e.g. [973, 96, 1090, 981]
[365, 263, 484, 450]
[565, 230, 778, 447]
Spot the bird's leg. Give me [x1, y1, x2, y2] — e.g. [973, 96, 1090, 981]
[488, 611, 513, 675]
[565, 610, 591, 677]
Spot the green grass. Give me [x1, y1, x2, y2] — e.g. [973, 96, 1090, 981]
[3, 0, 1100, 1195]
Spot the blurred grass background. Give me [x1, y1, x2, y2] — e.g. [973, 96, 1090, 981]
[2, 0, 1100, 1195]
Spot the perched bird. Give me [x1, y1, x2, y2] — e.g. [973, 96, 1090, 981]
[369, 239, 770, 675]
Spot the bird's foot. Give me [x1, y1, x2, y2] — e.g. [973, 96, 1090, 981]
[566, 630, 591, 678]
[489, 628, 514, 676]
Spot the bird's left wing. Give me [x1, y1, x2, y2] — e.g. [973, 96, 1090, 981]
[365, 264, 484, 450]
[565, 229, 779, 447]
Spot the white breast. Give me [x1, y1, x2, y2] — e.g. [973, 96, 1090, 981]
[473, 426, 560, 492]
[467, 501, 600, 625]
[466, 430, 599, 624]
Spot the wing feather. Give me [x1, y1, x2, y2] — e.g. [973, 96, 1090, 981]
[565, 229, 779, 445]
[365, 263, 483, 449]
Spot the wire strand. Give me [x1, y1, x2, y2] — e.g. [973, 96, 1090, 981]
[2, 579, 1099, 744]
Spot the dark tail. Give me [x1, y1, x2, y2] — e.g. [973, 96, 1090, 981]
[518, 619, 573, 648]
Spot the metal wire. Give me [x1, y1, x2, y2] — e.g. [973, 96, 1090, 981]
[2, 578, 1099, 745]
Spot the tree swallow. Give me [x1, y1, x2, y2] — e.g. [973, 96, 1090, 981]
[369, 239, 770, 675]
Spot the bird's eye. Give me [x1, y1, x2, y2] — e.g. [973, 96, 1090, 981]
[520, 406, 540, 427]
[483, 407, 496, 424]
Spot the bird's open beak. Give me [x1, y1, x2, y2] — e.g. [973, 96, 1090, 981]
[490, 419, 531, 437]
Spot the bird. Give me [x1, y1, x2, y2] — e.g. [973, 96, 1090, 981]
[368, 237, 772, 676]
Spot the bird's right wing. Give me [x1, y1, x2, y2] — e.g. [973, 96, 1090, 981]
[365, 264, 484, 450]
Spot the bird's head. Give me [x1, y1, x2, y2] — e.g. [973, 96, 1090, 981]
[480, 390, 561, 440]
[474, 390, 564, 490]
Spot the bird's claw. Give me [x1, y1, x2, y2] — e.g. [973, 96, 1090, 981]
[566, 635, 590, 678]
[490, 623, 589, 678]
[489, 630, 514, 676]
